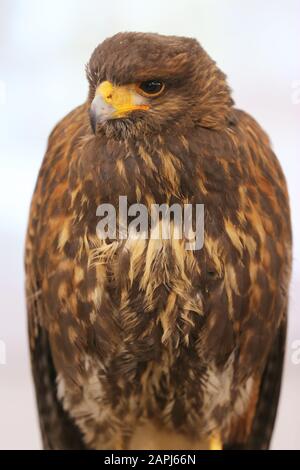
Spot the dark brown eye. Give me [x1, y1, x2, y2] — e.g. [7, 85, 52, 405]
[138, 80, 165, 96]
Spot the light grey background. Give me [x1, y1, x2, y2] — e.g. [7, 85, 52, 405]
[0, 0, 299, 449]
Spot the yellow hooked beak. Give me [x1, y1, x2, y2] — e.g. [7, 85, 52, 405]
[90, 81, 149, 132]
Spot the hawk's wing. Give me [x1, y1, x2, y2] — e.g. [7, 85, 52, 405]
[224, 316, 287, 450]
[26, 279, 85, 450]
[25, 106, 87, 449]
[246, 316, 287, 449]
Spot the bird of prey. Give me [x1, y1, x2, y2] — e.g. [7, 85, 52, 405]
[25, 32, 292, 450]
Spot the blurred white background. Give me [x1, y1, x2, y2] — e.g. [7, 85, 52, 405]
[0, 0, 299, 450]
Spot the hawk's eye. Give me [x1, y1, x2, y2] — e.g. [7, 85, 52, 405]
[138, 80, 165, 97]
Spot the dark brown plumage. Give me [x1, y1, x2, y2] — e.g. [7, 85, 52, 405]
[25, 32, 292, 450]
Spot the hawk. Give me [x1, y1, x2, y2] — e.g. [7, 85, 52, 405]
[25, 32, 292, 450]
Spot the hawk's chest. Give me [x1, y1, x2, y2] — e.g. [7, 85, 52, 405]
[63, 137, 240, 367]
[50, 135, 255, 447]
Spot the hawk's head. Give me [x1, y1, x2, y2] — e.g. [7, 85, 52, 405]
[87, 32, 233, 138]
